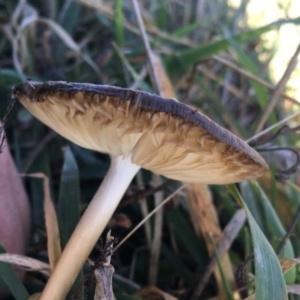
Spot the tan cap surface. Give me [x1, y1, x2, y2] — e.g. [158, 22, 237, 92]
[13, 81, 268, 184]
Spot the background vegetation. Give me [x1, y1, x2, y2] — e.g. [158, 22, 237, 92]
[0, 0, 300, 299]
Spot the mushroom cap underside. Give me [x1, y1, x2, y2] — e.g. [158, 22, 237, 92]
[13, 81, 268, 184]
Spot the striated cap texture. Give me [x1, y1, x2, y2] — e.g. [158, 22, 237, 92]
[13, 81, 268, 184]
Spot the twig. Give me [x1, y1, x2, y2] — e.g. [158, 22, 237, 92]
[191, 209, 246, 300]
[246, 110, 300, 144]
[131, 0, 161, 95]
[121, 179, 174, 205]
[184, 62, 198, 104]
[248, 124, 300, 147]
[136, 171, 151, 247]
[277, 183, 300, 256]
[257, 147, 300, 182]
[113, 184, 186, 252]
[22, 130, 56, 172]
[148, 174, 163, 285]
[254, 44, 300, 134]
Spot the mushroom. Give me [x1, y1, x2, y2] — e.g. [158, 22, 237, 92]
[13, 81, 268, 299]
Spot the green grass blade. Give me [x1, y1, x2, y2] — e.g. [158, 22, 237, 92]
[227, 184, 287, 300]
[115, 0, 124, 46]
[161, 243, 193, 286]
[166, 206, 206, 267]
[226, 37, 269, 110]
[0, 244, 29, 300]
[209, 234, 234, 300]
[240, 181, 266, 234]
[165, 17, 300, 73]
[172, 20, 206, 37]
[58, 146, 83, 298]
[248, 180, 295, 284]
[58, 146, 81, 248]
[30, 148, 51, 228]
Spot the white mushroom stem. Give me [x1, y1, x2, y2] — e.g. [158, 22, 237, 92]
[40, 156, 140, 300]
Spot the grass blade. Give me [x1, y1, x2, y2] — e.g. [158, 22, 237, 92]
[0, 244, 29, 300]
[227, 184, 287, 300]
[165, 17, 300, 72]
[58, 146, 81, 248]
[58, 146, 83, 299]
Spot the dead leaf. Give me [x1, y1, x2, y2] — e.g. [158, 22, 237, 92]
[187, 184, 240, 299]
[280, 257, 300, 274]
[22, 173, 61, 271]
[150, 53, 176, 99]
[287, 284, 300, 295]
[243, 257, 298, 299]
[0, 253, 50, 276]
[191, 209, 246, 300]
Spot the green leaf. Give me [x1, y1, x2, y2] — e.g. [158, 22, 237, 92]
[248, 180, 295, 284]
[113, 274, 140, 294]
[165, 206, 206, 267]
[30, 147, 52, 228]
[165, 17, 300, 73]
[58, 146, 81, 248]
[240, 181, 266, 233]
[209, 234, 234, 300]
[161, 243, 193, 286]
[115, 0, 124, 46]
[0, 244, 29, 300]
[227, 184, 287, 300]
[155, 2, 168, 30]
[58, 146, 83, 298]
[226, 37, 269, 110]
[172, 20, 206, 37]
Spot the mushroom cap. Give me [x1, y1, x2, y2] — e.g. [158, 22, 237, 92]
[13, 81, 268, 184]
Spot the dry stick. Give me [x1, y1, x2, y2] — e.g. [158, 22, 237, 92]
[277, 203, 300, 256]
[148, 174, 164, 285]
[184, 62, 198, 104]
[186, 183, 240, 299]
[191, 209, 246, 300]
[22, 130, 56, 172]
[131, 0, 167, 285]
[213, 55, 300, 107]
[246, 110, 300, 144]
[131, 0, 162, 95]
[277, 180, 300, 256]
[0, 253, 51, 276]
[136, 172, 152, 247]
[121, 179, 174, 205]
[113, 184, 187, 253]
[185, 56, 300, 111]
[254, 44, 300, 134]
